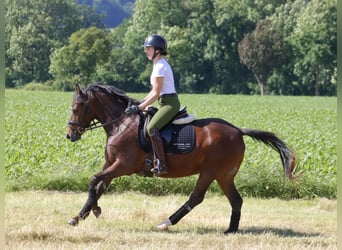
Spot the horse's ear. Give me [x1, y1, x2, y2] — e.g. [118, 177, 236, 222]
[75, 83, 82, 95]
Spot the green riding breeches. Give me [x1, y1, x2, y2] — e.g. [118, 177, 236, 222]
[147, 94, 180, 136]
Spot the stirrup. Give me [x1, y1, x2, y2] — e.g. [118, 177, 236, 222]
[151, 159, 167, 175]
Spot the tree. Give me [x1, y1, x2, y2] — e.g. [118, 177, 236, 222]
[49, 27, 111, 89]
[238, 20, 288, 95]
[237, 0, 336, 96]
[265, 0, 304, 95]
[94, 20, 148, 91]
[289, 0, 336, 96]
[6, 23, 56, 86]
[5, 0, 103, 87]
[209, 0, 261, 94]
[6, 0, 336, 95]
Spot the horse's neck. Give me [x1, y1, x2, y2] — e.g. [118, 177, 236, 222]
[90, 92, 139, 135]
[92, 96, 124, 124]
[106, 115, 139, 137]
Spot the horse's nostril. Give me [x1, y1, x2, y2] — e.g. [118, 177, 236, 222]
[66, 134, 70, 139]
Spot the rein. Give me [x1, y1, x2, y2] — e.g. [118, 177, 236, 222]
[87, 115, 127, 131]
[68, 114, 128, 132]
[84, 100, 136, 131]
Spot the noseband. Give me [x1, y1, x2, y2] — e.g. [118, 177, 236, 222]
[68, 119, 100, 132]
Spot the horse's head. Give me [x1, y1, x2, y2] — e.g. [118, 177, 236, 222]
[66, 84, 93, 142]
[66, 82, 139, 141]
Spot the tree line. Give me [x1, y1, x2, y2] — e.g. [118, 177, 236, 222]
[5, 0, 336, 95]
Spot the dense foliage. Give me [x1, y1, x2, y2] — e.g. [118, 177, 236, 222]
[5, 0, 336, 95]
[5, 0, 104, 88]
[76, 0, 134, 28]
[5, 90, 336, 198]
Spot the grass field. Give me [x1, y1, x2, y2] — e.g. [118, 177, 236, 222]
[5, 89, 336, 198]
[5, 191, 336, 250]
[4, 89, 337, 249]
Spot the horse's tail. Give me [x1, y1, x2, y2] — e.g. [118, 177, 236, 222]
[240, 128, 297, 180]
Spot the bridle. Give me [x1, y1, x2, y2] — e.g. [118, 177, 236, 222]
[67, 100, 136, 134]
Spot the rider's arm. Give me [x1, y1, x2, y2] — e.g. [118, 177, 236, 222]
[138, 76, 163, 110]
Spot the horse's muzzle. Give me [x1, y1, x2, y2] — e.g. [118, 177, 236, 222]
[66, 127, 83, 142]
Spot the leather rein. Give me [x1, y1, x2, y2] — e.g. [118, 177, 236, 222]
[67, 101, 138, 132]
[67, 115, 127, 132]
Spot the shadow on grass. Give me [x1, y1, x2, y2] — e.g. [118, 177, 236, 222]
[240, 226, 320, 237]
[152, 226, 320, 238]
[6, 231, 105, 244]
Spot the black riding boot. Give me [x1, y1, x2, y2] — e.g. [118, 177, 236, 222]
[150, 129, 168, 175]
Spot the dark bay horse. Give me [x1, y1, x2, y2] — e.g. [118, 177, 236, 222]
[66, 83, 297, 234]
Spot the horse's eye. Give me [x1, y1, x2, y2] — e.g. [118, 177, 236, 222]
[72, 103, 79, 112]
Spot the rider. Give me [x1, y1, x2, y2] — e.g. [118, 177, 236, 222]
[125, 34, 180, 175]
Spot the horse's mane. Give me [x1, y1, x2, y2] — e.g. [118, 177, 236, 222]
[85, 82, 138, 105]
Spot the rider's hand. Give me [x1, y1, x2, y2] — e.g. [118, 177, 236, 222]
[124, 105, 140, 114]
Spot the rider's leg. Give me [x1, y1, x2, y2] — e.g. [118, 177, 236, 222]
[150, 128, 167, 175]
[147, 95, 180, 175]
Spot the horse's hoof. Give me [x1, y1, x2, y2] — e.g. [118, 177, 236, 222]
[92, 206, 102, 218]
[68, 217, 79, 226]
[224, 229, 237, 235]
[157, 219, 172, 230]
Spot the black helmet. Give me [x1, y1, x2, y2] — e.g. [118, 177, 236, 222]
[143, 34, 168, 55]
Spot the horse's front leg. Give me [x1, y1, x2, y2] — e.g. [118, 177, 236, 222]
[67, 131, 144, 227]
[89, 179, 106, 218]
[68, 161, 126, 226]
[67, 175, 106, 226]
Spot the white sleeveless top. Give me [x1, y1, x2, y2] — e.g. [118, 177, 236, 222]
[151, 58, 176, 95]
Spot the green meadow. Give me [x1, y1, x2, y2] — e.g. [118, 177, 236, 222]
[5, 90, 336, 198]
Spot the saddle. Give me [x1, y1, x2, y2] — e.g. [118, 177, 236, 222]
[138, 106, 196, 155]
[137, 106, 196, 177]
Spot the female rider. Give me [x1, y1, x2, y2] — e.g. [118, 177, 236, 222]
[125, 34, 180, 176]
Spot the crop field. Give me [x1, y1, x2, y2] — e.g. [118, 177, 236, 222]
[5, 89, 336, 198]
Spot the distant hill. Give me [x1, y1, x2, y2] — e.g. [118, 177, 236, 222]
[76, 0, 135, 28]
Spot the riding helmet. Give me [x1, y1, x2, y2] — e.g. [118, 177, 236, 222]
[143, 34, 168, 55]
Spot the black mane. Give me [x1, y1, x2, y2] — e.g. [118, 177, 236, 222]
[85, 82, 138, 105]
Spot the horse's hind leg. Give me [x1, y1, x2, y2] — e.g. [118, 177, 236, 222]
[216, 175, 243, 234]
[157, 174, 214, 230]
